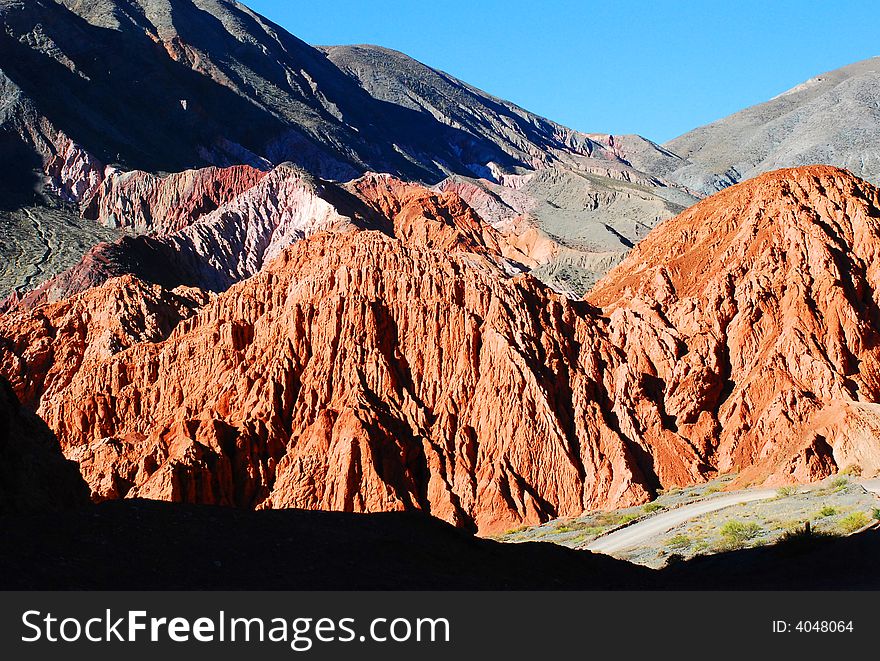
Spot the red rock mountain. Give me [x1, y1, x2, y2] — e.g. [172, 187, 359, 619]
[2, 165, 880, 532]
[589, 165, 880, 486]
[12, 168, 532, 311]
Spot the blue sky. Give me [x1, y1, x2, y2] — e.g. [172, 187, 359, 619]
[247, 0, 880, 143]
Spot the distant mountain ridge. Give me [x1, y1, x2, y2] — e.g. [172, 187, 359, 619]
[0, 0, 638, 187]
[0, 0, 696, 298]
[659, 57, 880, 194]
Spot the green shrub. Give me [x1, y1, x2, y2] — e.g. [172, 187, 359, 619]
[776, 486, 797, 498]
[873, 508, 880, 521]
[668, 534, 691, 550]
[720, 520, 762, 543]
[830, 476, 849, 491]
[580, 526, 606, 537]
[693, 539, 710, 551]
[818, 506, 837, 518]
[643, 502, 664, 514]
[839, 512, 871, 534]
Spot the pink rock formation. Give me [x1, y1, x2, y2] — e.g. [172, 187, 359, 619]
[15, 169, 534, 309]
[83, 165, 269, 234]
[5, 165, 880, 531]
[45, 134, 106, 203]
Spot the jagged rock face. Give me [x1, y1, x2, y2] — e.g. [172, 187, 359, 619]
[589, 165, 880, 485]
[8, 232, 652, 533]
[5, 165, 880, 531]
[84, 164, 268, 233]
[1, 276, 210, 409]
[0, 375, 90, 514]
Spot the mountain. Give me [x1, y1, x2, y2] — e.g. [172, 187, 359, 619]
[589, 165, 880, 486]
[1, 200, 658, 533]
[661, 58, 880, 195]
[4, 165, 880, 532]
[0, 0, 695, 299]
[7, 167, 532, 309]
[4, 0, 880, 537]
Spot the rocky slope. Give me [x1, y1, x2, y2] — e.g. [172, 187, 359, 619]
[439, 167, 695, 295]
[5, 166, 879, 532]
[662, 58, 880, 195]
[0, 202, 122, 299]
[0, 0, 698, 299]
[589, 165, 880, 485]
[0, 0, 638, 189]
[9, 167, 530, 309]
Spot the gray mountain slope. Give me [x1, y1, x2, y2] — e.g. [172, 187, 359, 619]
[0, 0, 698, 299]
[321, 44, 611, 174]
[326, 44, 698, 294]
[0, 0, 634, 186]
[663, 57, 880, 195]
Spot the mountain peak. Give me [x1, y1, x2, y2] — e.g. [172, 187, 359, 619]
[589, 166, 880, 486]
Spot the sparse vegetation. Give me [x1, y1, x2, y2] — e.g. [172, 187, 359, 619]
[839, 511, 871, 534]
[841, 464, 862, 477]
[496, 467, 878, 568]
[830, 476, 849, 491]
[580, 526, 606, 537]
[667, 534, 691, 550]
[502, 526, 528, 536]
[720, 520, 762, 544]
[593, 512, 638, 527]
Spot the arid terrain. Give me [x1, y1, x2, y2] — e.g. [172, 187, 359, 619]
[3, 0, 880, 587]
